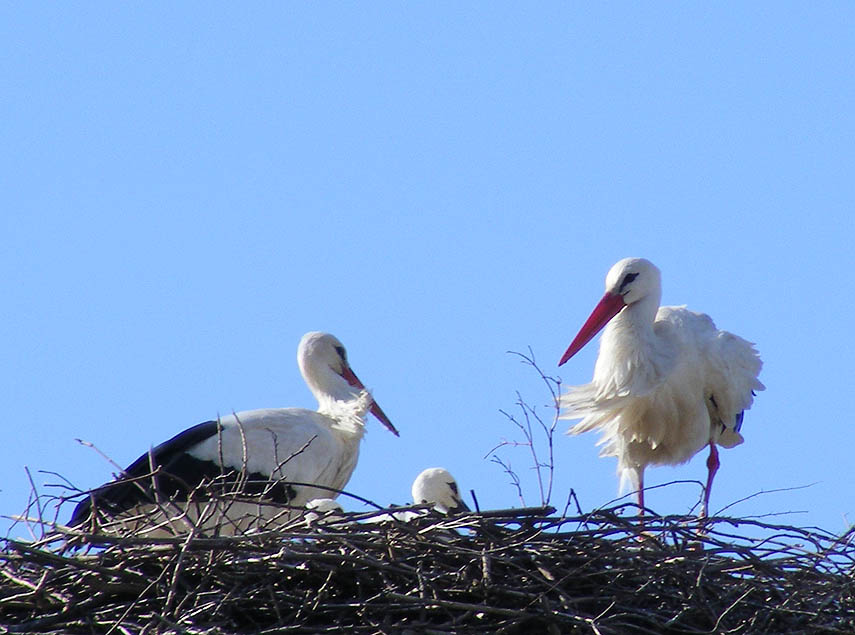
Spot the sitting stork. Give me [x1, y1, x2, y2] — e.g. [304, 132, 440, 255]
[69, 331, 398, 535]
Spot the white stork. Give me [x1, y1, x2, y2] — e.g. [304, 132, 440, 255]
[356, 467, 470, 524]
[303, 498, 346, 525]
[69, 331, 398, 535]
[411, 467, 469, 514]
[557, 258, 764, 517]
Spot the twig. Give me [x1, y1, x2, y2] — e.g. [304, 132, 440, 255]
[488, 349, 563, 508]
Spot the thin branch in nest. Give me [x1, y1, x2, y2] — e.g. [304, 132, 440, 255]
[713, 482, 818, 517]
[488, 455, 525, 507]
[561, 488, 584, 519]
[487, 348, 563, 508]
[470, 489, 481, 513]
[512, 347, 563, 501]
[22, 467, 44, 542]
[39, 469, 79, 492]
[75, 437, 127, 475]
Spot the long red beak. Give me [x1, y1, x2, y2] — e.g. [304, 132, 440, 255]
[558, 292, 626, 366]
[340, 366, 399, 436]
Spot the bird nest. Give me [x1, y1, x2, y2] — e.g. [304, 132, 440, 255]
[2, 500, 855, 634]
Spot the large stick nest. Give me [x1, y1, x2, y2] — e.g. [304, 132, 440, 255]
[2, 502, 854, 634]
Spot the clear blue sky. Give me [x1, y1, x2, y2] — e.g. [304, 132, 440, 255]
[3, 4, 853, 539]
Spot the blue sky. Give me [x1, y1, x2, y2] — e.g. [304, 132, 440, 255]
[3, 4, 853, 539]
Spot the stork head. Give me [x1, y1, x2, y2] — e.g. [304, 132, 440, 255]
[411, 467, 470, 514]
[559, 258, 662, 366]
[298, 332, 399, 436]
[604, 257, 661, 306]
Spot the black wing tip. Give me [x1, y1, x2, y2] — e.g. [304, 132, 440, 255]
[67, 419, 225, 527]
[68, 498, 92, 528]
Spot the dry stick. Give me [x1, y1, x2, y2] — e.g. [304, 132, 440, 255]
[163, 527, 201, 618]
[487, 349, 562, 509]
[384, 591, 583, 622]
[231, 411, 250, 491]
[509, 348, 562, 505]
[105, 549, 178, 635]
[23, 467, 46, 542]
[513, 391, 545, 505]
[492, 398, 544, 502]
[487, 454, 525, 506]
[469, 489, 481, 513]
[713, 483, 818, 517]
[265, 434, 319, 514]
[75, 438, 127, 475]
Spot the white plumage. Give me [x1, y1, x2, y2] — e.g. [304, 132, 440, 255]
[411, 467, 469, 514]
[304, 498, 346, 525]
[358, 467, 470, 524]
[70, 331, 397, 535]
[558, 258, 764, 516]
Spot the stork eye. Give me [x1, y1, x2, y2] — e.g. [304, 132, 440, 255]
[334, 346, 347, 362]
[448, 481, 459, 495]
[620, 272, 638, 292]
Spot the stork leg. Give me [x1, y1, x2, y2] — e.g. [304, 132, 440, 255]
[634, 470, 650, 539]
[702, 442, 720, 518]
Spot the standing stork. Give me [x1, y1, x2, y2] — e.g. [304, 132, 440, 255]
[69, 331, 398, 535]
[557, 258, 764, 516]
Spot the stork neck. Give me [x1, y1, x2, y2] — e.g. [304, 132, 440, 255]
[594, 294, 661, 392]
[305, 370, 368, 438]
[604, 293, 660, 351]
[303, 369, 362, 410]
[626, 293, 659, 330]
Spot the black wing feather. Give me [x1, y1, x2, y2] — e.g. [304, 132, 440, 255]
[69, 421, 296, 527]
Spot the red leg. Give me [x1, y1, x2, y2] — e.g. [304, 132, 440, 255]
[637, 470, 645, 516]
[703, 442, 720, 518]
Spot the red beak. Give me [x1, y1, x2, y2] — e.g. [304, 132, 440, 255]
[558, 292, 626, 366]
[340, 366, 399, 436]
